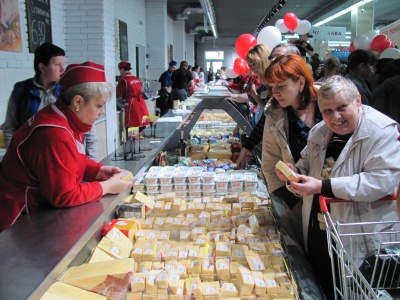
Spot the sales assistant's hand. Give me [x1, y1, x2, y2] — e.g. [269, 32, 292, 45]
[96, 166, 123, 181]
[275, 162, 296, 181]
[236, 148, 249, 169]
[100, 172, 133, 195]
[288, 174, 322, 197]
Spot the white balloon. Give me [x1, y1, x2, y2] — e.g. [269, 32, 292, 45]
[364, 29, 378, 40]
[380, 48, 400, 59]
[296, 20, 312, 35]
[257, 26, 282, 51]
[353, 34, 370, 50]
[225, 66, 238, 78]
[275, 19, 289, 33]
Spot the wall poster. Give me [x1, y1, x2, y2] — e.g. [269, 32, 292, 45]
[0, 0, 22, 52]
[119, 20, 128, 61]
[26, 0, 52, 53]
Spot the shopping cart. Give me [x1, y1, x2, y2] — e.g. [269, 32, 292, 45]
[319, 195, 400, 300]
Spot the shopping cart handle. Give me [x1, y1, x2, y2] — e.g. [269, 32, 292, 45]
[319, 194, 397, 213]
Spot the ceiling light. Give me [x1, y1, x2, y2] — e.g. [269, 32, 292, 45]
[314, 0, 372, 27]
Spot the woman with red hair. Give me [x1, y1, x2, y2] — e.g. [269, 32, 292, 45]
[262, 54, 322, 217]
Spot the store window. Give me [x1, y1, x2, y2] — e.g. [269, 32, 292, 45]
[205, 51, 224, 79]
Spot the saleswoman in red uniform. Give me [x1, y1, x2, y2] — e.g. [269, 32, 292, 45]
[116, 61, 149, 127]
[0, 62, 133, 232]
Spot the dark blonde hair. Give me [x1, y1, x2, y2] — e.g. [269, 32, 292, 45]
[246, 44, 271, 80]
[264, 54, 318, 110]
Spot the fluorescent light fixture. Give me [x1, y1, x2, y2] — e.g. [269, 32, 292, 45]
[314, 0, 372, 27]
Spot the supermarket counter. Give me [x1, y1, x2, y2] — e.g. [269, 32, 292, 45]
[0, 109, 193, 300]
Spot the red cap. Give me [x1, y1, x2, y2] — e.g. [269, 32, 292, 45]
[59, 61, 106, 91]
[118, 61, 131, 69]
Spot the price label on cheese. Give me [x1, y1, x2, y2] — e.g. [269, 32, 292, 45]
[225, 283, 236, 291]
[110, 246, 120, 255]
[189, 249, 198, 256]
[155, 219, 164, 225]
[112, 229, 120, 241]
[255, 277, 266, 286]
[160, 233, 168, 239]
[205, 286, 216, 293]
[115, 221, 127, 226]
[218, 262, 228, 269]
[148, 232, 156, 239]
[134, 277, 144, 283]
[144, 249, 153, 255]
[133, 248, 142, 254]
[179, 251, 188, 258]
[136, 230, 145, 236]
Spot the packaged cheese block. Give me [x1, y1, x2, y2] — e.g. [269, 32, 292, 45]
[200, 281, 220, 298]
[274, 272, 293, 294]
[245, 250, 265, 271]
[88, 247, 115, 264]
[60, 258, 135, 292]
[131, 273, 146, 293]
[231, 244, 248, 264]
[237, 267, 255, 296]
[138, 261, 152, 273]
[134, 191, 155, 209]
[185, 276, 202, 296]
[252, 271, 266, 296]
[97, 237, 130, 259]
[155, 271, 169, 289]
[275, 160, 299, 182]
[40, 282, 107, 300]
[216, 258, 230, 281]
[263, 274, 280, 294]
[176, 259, 189, 274]
[126, 292, 143, 300]
[215, 241, 231, 257]
[219, 282, 239, 297]
[105, 227, 133, 252]
[169, 279, 185, 295]
[188, 260, 202, 274]
[249, 243, 267, 255]
[121, 170, 134, 181]
[156, 231, 170, 241]
[113, 219, 138, 240]
[145, 271, 160, 294]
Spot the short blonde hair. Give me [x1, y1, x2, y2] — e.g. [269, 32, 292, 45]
[318, 75, 359, 106]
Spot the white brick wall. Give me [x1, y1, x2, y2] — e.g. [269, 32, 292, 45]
[0, 0, 66, 124]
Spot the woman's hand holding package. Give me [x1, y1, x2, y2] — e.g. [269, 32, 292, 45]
[100, 172, 133, 195]
[96, 166, 123, 181]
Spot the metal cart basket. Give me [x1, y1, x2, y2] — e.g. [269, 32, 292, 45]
[319, 195, 400, 300]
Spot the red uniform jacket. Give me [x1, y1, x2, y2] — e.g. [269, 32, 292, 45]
[0, 101, 103, 232]
[116, 72, 149, 127]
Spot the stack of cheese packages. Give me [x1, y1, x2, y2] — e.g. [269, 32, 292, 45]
[41, 190, 297, 300]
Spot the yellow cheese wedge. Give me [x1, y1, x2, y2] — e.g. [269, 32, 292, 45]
[40, 282, 107, 300]
[88, 247, 115, 264]
[275, 160, 299, 182]
[134, 191, 155, 209]
[219, 282, 239, 297]
[105, 227, 133, 252]
[97, 237, 130, 259]
[60, 258, 135, 291]
[131, 273, 146, 293]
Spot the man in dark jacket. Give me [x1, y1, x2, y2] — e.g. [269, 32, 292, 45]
[157, 60, 177, 116]
[170, 61, 193, 101]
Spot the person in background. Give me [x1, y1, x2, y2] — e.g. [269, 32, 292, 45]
[370, 59, 400, 123]
[207, 67, 214, 83]
[116, 61, 149, 127]
[317, 56, 340, 83]
[262, 54, 322, 219]
[221, 70, 251, 92]
[310, 54, 321, 80]
[191, 65, 200, 84]
[368, 57, 393, 92]
[294, 33, 314, 59]
[2, 42, 99, 160]
[278, 76, 400, 299]
[170, 61, 194, 101]
[344, 49, 377, 104]
[236, 43, 301, 169]
[157, 60, 177, 116]
[0, 62, 133, 232]
[338, 63, 347, 76]
[199, 67, 205, 84]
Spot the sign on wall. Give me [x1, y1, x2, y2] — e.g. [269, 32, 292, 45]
[119, 20, 128, 61]
[0, 0, 22, 52]
[310, 26, 347, 41]
[26, 0, 52, 53]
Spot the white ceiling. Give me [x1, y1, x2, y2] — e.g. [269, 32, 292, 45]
[167, 0, 400, 42]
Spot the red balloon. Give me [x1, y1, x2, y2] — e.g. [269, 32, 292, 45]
[235, 34, 258, 59]
[349, 42, 356, 52]
[283, 13, 298, 31]
[233, 58, 249, 75]
[370, 34, 391, 53]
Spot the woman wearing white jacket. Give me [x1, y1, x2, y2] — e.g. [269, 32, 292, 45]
[277, 76, 400, 299]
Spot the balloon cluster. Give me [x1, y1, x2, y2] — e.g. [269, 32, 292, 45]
[351, 30, 399, 58]
[275, 13, 312, 35]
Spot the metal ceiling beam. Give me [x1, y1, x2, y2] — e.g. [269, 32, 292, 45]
[199, 0, 218, 39]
